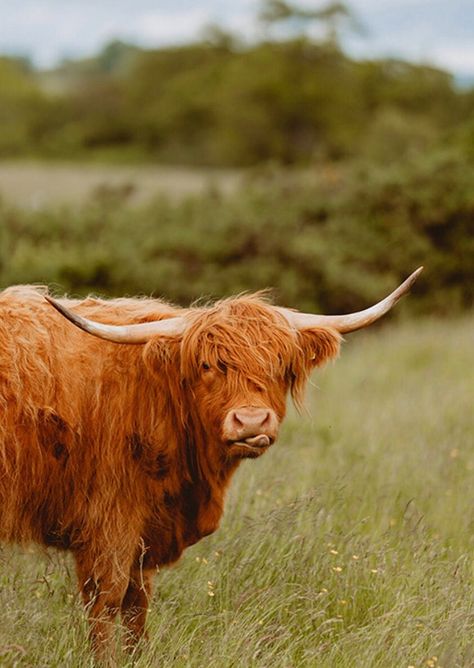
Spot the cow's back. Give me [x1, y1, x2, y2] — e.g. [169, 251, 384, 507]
[0, 286, 182, 547]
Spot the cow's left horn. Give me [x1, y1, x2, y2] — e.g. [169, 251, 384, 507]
[44, 296, 186, 343]
[277, 267, 423, 333]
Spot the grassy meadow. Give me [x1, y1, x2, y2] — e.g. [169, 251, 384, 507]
[1, 315, 473, 667]
[0, 161, 240, 208]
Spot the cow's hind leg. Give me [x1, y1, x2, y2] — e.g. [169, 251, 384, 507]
[121, 567, 154, 651]
[74, 548, 133, 664]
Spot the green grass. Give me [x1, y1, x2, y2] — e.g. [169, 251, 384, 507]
[1, 316, 473, 667]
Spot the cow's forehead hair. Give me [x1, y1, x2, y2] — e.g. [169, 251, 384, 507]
[181, 295, 298, 378]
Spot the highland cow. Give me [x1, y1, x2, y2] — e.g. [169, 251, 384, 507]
[0, 268, 422, 658]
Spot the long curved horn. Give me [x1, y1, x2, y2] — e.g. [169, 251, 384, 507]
[44, 296, 186, 343]
[277, 267, 423, 333]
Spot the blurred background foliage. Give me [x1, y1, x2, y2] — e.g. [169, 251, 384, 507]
[1, 39, 470, 165]
[0, 0, 472, 312]
[1, 150, 472, 313]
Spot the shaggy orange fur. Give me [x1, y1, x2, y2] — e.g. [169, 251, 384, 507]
[0, 285, 340, 657]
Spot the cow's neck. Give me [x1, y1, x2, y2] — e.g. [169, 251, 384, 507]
[143, 429, 240, 567]
[138, 369, 242, 563]
[180, 424, 240, 542]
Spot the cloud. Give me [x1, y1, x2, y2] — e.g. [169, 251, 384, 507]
[131, 8, 213, 44]
[429, 45, 474, 75]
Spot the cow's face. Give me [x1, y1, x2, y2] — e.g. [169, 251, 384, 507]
[189, 354, 287, 460]
[45, 270, 419, 458]
[170, 298, 341, 460]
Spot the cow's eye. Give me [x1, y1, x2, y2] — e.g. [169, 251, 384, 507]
[202, 362, 211, 371]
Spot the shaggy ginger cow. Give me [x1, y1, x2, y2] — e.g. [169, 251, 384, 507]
[0, 268, 422, 657]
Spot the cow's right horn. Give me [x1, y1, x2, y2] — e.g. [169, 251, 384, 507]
[45, 296, 187, 343]
[277, 267, 423, 333]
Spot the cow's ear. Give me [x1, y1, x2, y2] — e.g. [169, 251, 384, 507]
[142, 336, 182, 375]
[291, 327, 341, 409]
[297, 327, 341, 369]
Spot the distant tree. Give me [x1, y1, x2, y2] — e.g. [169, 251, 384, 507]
[258, 0, 364, 46]
[0, 57, 45, 155]
[96, 41, 142, 75]
[200, 24, 241, 52]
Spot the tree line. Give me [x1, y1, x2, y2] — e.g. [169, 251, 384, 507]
[1, 25, 473, 166]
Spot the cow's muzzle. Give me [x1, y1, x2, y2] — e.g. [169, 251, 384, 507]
[223, 407, 278, 456]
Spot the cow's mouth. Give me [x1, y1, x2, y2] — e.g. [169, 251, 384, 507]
[227, 434, 273, 457]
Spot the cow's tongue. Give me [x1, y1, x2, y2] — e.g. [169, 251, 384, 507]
[243, 434, 270, 448]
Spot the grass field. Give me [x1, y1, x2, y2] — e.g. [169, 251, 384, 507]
[1, 316, 473, 667]
[0, 161, 241, 208]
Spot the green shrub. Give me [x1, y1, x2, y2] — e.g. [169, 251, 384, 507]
[0, 150, 472, 313]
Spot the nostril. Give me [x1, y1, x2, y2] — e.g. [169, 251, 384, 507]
[233, 411, 245, 428]
[260, 410, 271, 428]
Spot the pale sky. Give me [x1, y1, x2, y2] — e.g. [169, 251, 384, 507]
[1, 0, 473, 78]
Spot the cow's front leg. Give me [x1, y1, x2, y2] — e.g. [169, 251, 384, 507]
[74, 548, 133, 664]
[121, 567, 154, 650]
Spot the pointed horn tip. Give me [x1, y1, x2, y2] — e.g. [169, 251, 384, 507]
[44, 294, 62, 311]
[44, 294, 68, 315]
[44, 294, 61, 305]
[44, 294, 87, 327]
[402, 266, 424, 291]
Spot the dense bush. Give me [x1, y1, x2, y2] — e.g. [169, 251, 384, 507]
[1, 150, 472, 313]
